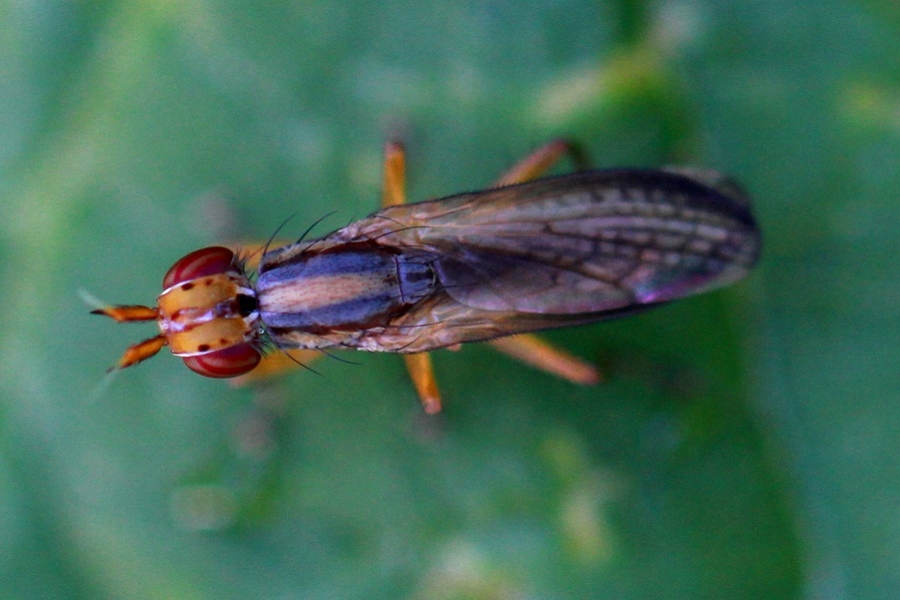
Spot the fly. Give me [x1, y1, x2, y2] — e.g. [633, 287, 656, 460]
[93, 140, 760, 412]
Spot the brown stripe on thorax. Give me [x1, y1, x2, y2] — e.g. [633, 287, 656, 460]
[258, 270, 397, 314]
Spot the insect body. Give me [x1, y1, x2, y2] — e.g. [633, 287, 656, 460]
[256, 169, 758, 354]
[94, 142, 760, 410]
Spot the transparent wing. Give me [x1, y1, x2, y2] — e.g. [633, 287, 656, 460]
[354, 169, 758, 309]
[312, 168, 760, 352]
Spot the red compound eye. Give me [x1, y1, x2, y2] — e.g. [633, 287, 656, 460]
[163, 246, 236, 288]
[181, 343, 262, 378]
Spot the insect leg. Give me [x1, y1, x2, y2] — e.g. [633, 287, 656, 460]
[381, 140, 407, 207]
[381, 141, 445, 412]
[403, 353, 442, 414]
[491, 138, 587, 187]
[230, 348, 322, 386]
[485, 139, 602, 385]
[489, 336, 600, 385]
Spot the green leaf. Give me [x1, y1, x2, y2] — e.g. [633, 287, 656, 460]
[3, 1, 897, 598]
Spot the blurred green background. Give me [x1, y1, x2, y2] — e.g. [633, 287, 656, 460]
[1, 1, 898, 598]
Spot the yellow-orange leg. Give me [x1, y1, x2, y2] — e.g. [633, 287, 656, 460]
[235, 143, 443, 412]
[488, 336, 600, 385]
[485, 139, 600, 384]
[381, 142, 443, 413]
[490, 138, 587, 188]
[236, 141, 599, 405]
[383, 140, 600, 411]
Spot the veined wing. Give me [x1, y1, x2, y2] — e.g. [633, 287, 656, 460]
[346, 169, 760, 315]
[276, 168, 760, 353]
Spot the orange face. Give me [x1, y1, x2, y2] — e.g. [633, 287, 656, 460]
[93, 247, 263, 377]
[158, 271, 256, 356]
